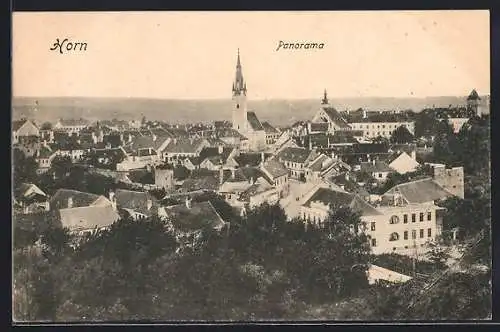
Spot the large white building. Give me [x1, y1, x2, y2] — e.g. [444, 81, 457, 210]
[349, 121, 415, 139]
[231, 50, 267, 152]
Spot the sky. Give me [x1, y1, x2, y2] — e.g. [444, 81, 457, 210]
[12, 11, 490, 99]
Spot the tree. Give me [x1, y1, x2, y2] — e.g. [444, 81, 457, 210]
[173, 165, 190, 181]
[40, 122, 52, 130]
[13, 148, 39, 188]
[390, 125, 415, 144]
[50, 155, 73, 179]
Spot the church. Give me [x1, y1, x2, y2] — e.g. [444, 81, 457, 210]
[231, 49, 267, 151]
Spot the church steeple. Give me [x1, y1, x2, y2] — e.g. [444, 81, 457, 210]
[232, 48, 247, 96]
[321, 89, 329, 105]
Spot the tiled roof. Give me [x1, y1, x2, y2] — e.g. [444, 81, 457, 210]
[50, 189, 101, 210]
[164, 138, 203, 154]
[310, 122, 329, 132]
[114, 189, 159, 217]
[199, 147, 234, 163]
[303, 187, 381, 216]
[353, 143, 389, 154]
[164, 200, 225, 232]
[56, 205, 120, 231]
[238, 180, 275, 202]
[384, 178, 453, 204]
[308, 154, 333, 172]
[261, 121, 279, 134]
[360, 160, 393, 173]
[389, 143, 416, 156]
[277, 147, 314, 163]
[181, 175, 220, 192]
[128, 135, 168, 151]
[12, 120, 31, 131]
[247, 111, 264, 131]
[261, 159, 288, 179]
[321, 107, 351, 129]
[16, 183, 46, 199]
[217, 128, 248, 140]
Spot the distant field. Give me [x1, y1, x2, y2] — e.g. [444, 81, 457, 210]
[12, 95, 489, 127]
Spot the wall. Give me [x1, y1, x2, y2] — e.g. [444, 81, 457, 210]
[432, 165, 465, 199]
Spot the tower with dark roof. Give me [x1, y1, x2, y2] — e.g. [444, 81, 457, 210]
[321, 89, 330, 106]
[232, 49, 248, 131]
[466, 89, 481, 116]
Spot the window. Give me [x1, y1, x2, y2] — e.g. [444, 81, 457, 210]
[389, 232, 399, 241]
[428, 228, 432, 237]
[371, 238, 377, 247]
[389, 215, 400, 224]
[412, 230, 416, 239]
[403, 214, 408, 224]
[412, 213, 416, 223]
[427, 212, 432, 221]
[371, 222, 376, 231]
[382, 125, 385, 128]
[404, 231, 408, 240]
[420, 229, 424, 238]
[419, 213, 424, 222]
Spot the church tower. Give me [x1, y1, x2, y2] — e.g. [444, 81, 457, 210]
[467, 89, 481, 117]
[321, 89, 330, 108]
[232, 49, 248, 131]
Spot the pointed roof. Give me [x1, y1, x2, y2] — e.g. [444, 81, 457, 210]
[467, 89, 481, 101]
[321, 89, 329, 105]
[232, 49, 246, 96]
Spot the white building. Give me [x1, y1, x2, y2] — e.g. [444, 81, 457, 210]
[349, 121, 415, 139]
[12, 119, 40, 144]
[53, 119, 90, 134]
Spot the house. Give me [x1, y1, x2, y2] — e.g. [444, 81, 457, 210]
[218, 168, 255, 206]
[360, 160, 393, 182]
[310, 90, 353, 135]
[160, 197, 227, 249]
[162, 138, 209, 164]
[386, 151, 420, 175]
[260, 158, 290, 198]
[349, 121, 415, 140]
[272, 130, 299, 154]
[198, 146, 239, 171]
[49, 189, 113, 210]
[262, 121, 280, 145]
[117, 135, 170, 171]
[12, 119, 39, 144]
[234, 152, 267, 168]
[113, 189, 160, 220]
[238, 178, 280, 208]
[35, 146, 59, 174]
[276, 147, 318, 180]
[14, 183, 48, 214]
[299, 186, 444, 256]
[53, 118, 90, 134]
[304, 154, 339, 183]
[54, 205, 120, 236]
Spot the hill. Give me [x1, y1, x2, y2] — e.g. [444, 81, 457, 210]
[12, 95, 490, 127]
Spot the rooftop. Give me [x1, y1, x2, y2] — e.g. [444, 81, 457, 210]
[49, 189, 102, 210]
[303, 187, 381, 216]
[383, 178, 454, 204]
[165, 200, 225, 232]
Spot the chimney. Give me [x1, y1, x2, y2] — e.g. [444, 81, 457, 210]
[372, 159, 376, 165]
[109, 191, 115, 202]
[218, 145, 223, 154]
[44, 200, 50, 211]
[363, 109, 367, 119]
[261, 152, 265, 164]
[173, 138, 177, 145]
[231, 168, 236, 179]
[345, 172, 349, 181]
[219, 167, 224, 185]
[185, 196, 192, 209]
[152, 134, 157, 142]
[309, 138, 313, 150]
[67, 197, 73, 208]
[147, 199, 153, 211]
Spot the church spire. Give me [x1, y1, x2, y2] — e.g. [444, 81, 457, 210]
[321, 89, 329, 105]
[232, 48, 246, 96]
